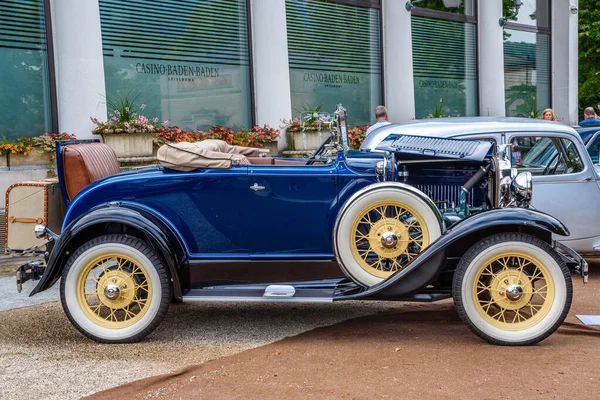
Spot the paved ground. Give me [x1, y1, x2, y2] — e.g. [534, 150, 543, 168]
[2, 256, 599, 400]
[0, 289, 400, 399]
[87, 270, 600, 400]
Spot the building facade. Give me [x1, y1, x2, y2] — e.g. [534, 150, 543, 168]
[0, 0, 579, 143]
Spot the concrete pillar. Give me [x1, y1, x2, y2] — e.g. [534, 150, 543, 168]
[551, 0, 579, 125]
[49, 0, 106, 138]
[382, 0, 415, 121]
[250, 0, 292, 151]
[478, 0, 505, 116]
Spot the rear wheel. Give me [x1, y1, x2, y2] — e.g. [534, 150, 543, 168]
[453, 233, 572, 345]
[60, 235, 171, 343]
[335, 187, 442, 287]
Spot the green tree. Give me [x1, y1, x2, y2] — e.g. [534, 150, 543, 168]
[579, 1, 600, 116]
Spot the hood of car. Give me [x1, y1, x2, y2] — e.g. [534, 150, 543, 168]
[374, 134, 494, 162]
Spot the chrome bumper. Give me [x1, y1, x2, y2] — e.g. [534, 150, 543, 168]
[554, 240, 588, 284]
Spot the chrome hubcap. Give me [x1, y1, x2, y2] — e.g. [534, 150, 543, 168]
[380, 232, 398, 249]
[505, 284, 524, 301]
[104, 284, 121, 300]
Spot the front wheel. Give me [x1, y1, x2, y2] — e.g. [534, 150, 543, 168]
[453, 233, 572, 346]
[60, 235, 171, 343]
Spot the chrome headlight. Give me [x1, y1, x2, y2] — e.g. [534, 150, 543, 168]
[511, 172, 532, 204]
[375, 158, 387, 181]
[375, 160, 384, 175]
[34, 224, 47, 239]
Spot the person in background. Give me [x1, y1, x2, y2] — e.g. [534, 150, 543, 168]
[578, 107, 600, 126]
[541, 108, 558, 121]
[366, 105, 391, 136]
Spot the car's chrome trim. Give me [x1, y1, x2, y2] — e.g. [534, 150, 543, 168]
[182, 296, 332, 303]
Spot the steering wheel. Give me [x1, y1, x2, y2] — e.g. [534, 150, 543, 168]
[542, 152, 561, 175]
[306, 136, 333, 165]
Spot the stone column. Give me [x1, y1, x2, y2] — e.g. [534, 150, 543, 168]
[478, 0, 505, 116]
[551, 0, 579, 125]
[49, 0, 106, 138]
[382, 0, 415, 121]
[250, 0, 292, 151]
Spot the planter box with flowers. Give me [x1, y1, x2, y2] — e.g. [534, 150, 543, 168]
[154, 125, 280, 154]
[281, 107, 335, 156]
[280, 106, 369, 156]
[91, 95, 169, 160]
[0, 132, 77, 170]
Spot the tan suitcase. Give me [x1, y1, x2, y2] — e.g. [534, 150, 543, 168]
[4, 178, 62, 254]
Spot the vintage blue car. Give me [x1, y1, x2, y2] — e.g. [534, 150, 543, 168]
[17, 106, 587, 346]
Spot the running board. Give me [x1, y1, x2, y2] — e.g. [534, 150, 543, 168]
[183, 283, 340, 303]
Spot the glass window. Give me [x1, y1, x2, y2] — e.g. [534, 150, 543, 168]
[410, 0, 475, 16]
[586, 134, 600, 164]
[99, 0, 252, 131]
[511, 136, 584, 175]
[0, 0, 52, 139]
[286, 0, 382, 127]
[502, 0, 549, 29]
[412, 17, 477, 119]
[504, 31, 550, 118]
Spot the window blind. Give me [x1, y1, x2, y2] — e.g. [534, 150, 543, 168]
[0, 0, 46, 50]
[412, 16, 476, 81]
[99, 0, 249, 66]
[286, 0, 381, 74]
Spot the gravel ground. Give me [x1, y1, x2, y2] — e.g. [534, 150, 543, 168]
[0, 295, 400, 400]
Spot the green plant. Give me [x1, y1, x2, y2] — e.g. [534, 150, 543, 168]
[92, 92, 168, 134]
[427, 98, 449, 118]
[0, 132, 76, 162]
[106, 90, 140, 124]
[154, 125, 280, 148]
[515, 95, 542, 118]
[293, 103, 324, 126]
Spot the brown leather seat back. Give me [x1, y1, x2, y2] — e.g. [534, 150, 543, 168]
[63, 143, 120, 200]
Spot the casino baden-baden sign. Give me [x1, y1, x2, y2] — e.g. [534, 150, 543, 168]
[135, 63, 220, 81]
[301, 71, 360, 89]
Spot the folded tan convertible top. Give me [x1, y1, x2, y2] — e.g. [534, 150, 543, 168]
[157, 140, 266, 171]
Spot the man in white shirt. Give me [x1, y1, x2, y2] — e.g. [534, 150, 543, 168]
[366, 105, 391, 136]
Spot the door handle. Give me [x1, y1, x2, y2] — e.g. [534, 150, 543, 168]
[250, 183, 265, 192]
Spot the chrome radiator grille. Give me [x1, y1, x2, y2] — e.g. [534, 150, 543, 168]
[414, 184, 475, 207]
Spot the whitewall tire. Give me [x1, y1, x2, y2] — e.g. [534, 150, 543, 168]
[335, 186, 442, 287]
[60, 235, 171, 343]
[453, 233, 572, 346]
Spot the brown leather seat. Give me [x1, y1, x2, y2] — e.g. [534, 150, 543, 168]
[63, 143, 121, 200]
[273, 159, 307, 165]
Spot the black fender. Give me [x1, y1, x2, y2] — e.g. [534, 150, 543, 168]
[335, 207, 570, 300]
[31, 203, 187, 300]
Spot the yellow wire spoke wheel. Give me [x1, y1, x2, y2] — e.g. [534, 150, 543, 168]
[349, 200, 430, 279]
[454, 233, 572, 345]
[473, 252, 554, 330]
[76, 253, 153, 329]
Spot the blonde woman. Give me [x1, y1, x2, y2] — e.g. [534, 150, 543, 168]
[541, 108, 558, 121]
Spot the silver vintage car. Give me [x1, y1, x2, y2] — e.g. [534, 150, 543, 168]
[361, 118, 600, 258]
